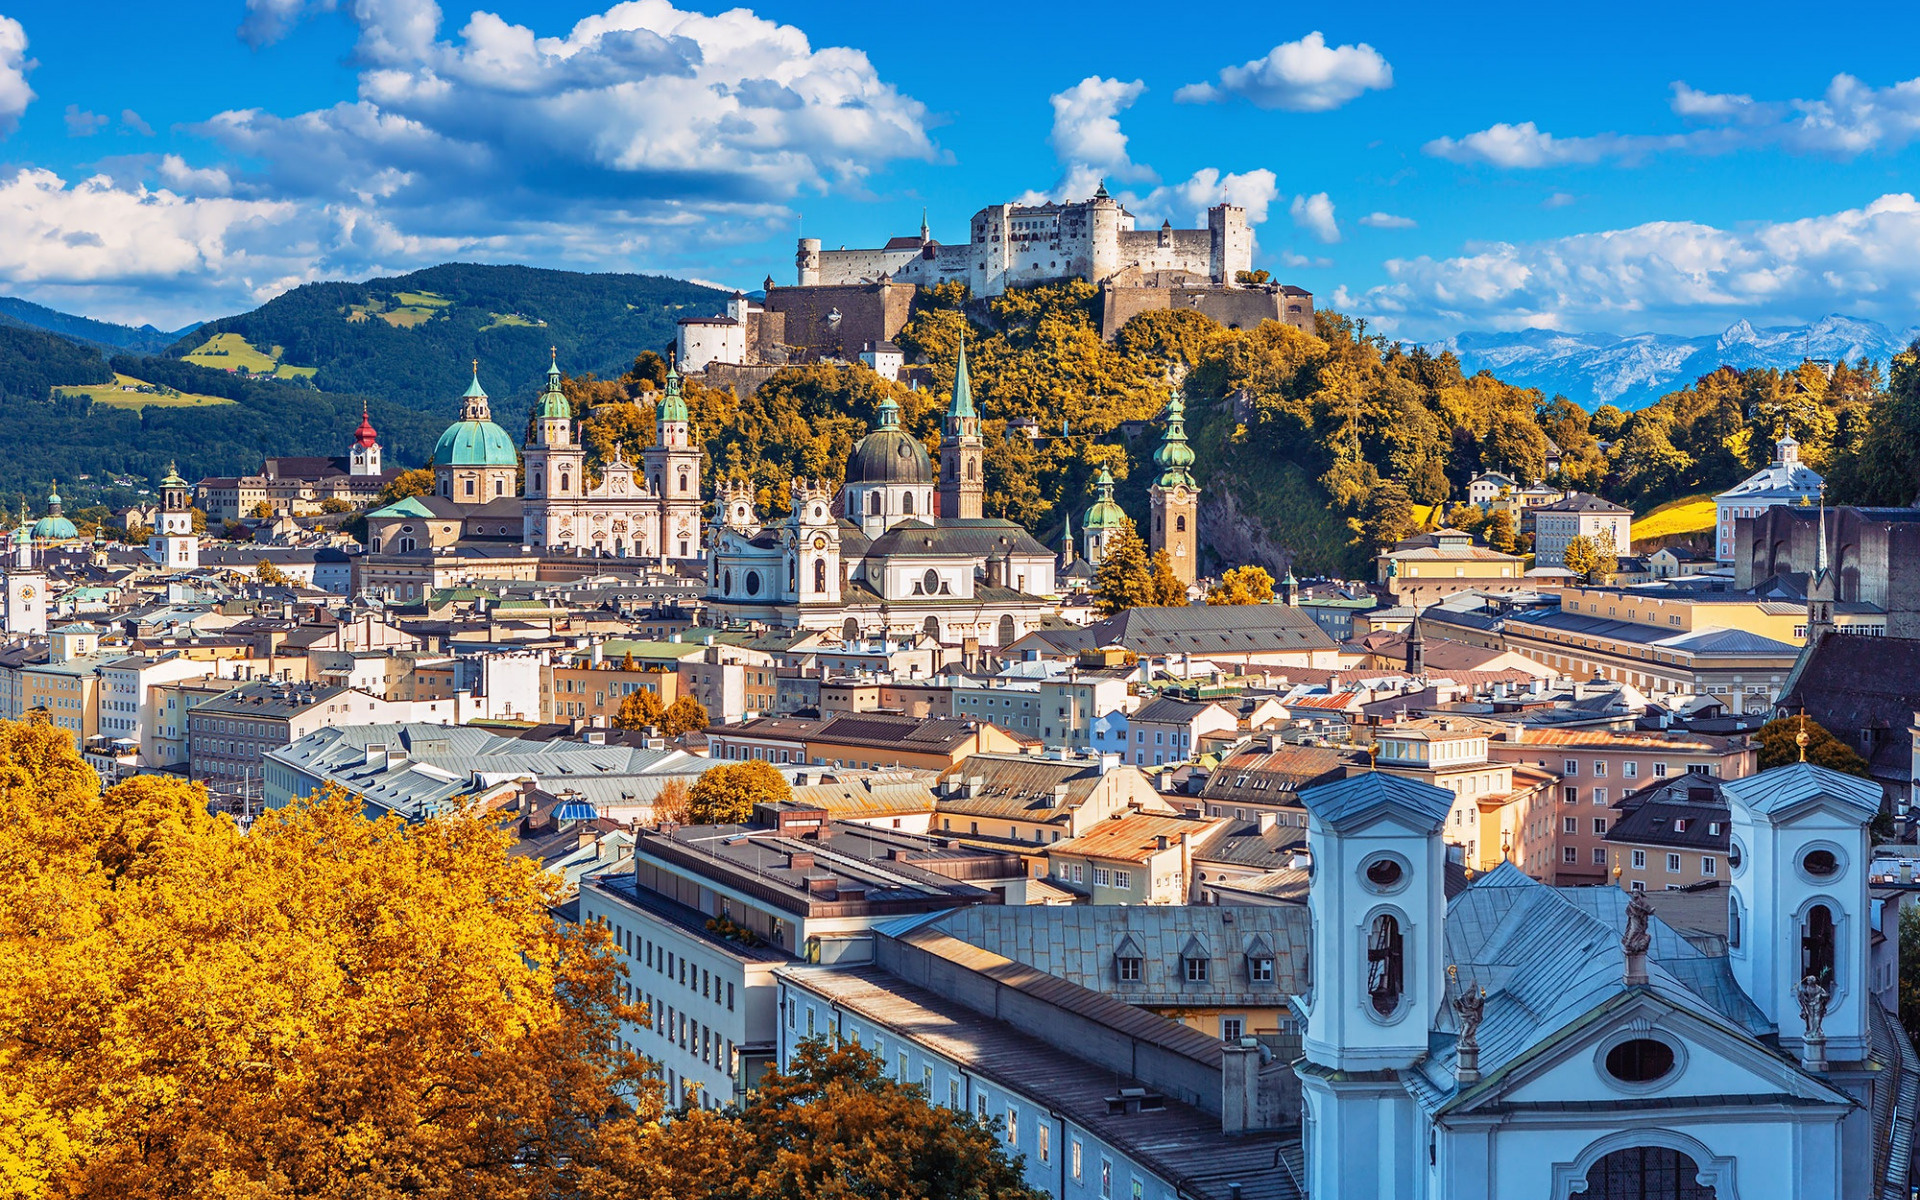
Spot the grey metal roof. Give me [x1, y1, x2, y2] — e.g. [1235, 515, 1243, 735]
[1085, 605, 1340, 656]
[923, 904, 1311, 1002]
[1721, 760, 1883, 820]
[1299, 771, 1454, 832]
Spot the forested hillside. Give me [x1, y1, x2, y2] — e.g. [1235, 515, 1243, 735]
[171, 263, 725, 409]
[561, 284, 1920, 578]
[0, 325, 114, 403]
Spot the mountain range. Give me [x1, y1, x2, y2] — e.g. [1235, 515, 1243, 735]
[1422, 314, 1920, 411]
[0, 296, 199, 356]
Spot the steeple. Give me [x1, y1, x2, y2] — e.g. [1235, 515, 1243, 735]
[1058, 508, 1075, 564]
[948, 342, 977, 423]
[1405, 609, 1426, 675]
[920, 206, 931, 244]
[875, 394, 900, 428]
[534, 347, 572, 423]
[1152, 392, 1197, 489]
[658, 351, 690, 425]
[1808, 482, 1835, 645]
[1148, 387, 1202, 586]
[460, 360, 491, 421]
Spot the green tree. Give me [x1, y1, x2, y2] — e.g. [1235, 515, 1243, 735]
[1093, 521, 1156, 615]
[1207, 565, 1274, 606]
[612, 686, 665, 731]
[1408, 457, 1451, 506]
[1358, 478, 1417, 550]
[687, 759, 791, 825]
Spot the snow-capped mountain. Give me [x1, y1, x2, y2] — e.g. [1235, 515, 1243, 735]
[1420, 314, 1920, 411]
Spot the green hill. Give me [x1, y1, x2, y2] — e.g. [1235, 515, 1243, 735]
[0, 295, 196, 356]
[170, 262, 727, 412]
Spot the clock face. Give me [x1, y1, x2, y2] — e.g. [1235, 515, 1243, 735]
[18, 586, 32, 598]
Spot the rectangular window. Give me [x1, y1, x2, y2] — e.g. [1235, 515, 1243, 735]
[1563, 760, 1578, 775]
[1184, 958, 1209, 983]
[1007, 1105, 1019, 1146]
[1250, 957, 1274, 982]
[1221, 1016, 1244, 1041]
[1593, 847, 1607, 865]
[1592, 761, 1607, 777]
[1038, 1123, 1050, 1164]
[1113, 870, 1132, 890]
[1072, 1139, 1083, 1183]
[950, 1077, 961, 1109]
[1632, 849, 1647, 869]
[1653, 762, 1668, 778]
[806, 1007, 815, 1037]
[1667, 853, 1682, 873]
[977, 1092, 988, 1120]
[1562, 816, 1577, 834]
[1564, 787, 1579, 803]
[1701, 856, 1717, 876]
[1592, 788, 1608, 805]
[1623, 761, 1639, 779]
[1117, 957, 1142, 982]
[1593, 818, 1607, 834]
[1562, 846, 1577, 863]
[1101, 1157, 1113, 1200]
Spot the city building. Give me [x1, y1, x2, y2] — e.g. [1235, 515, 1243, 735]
[1533, 492, 1632, 568]
[1604, 774, 1734, 892]
[1045, 811, 1222, 904]
[706, 712, 1027, 771]
[189, 680, 417, 786]
[194, 409, 399, 520]
[1376, 529, 1527, 606]
[1714, 434, 1821, 562]
[931, 751, 1170, 851]
[1125, 695, 1237, 768]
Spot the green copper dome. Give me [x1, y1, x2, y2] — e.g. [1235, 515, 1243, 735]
[534, 350, 571, 421]
[433, 366, 520, 468]
[32, 483, 76, 541]
[657, 360, 689, 424]
[1152, 392, 1196, 488]
[1084, 468, 1127, 530]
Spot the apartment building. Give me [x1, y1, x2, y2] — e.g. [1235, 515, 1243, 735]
[1044, 811, 1223, 904]
[1126, 696, 1238, 768]
[543, 659, 684, 725]
[20, 625, 118, 750]
[708, 712, 1027, 771]
[931, 752, 1171, 853]
[1373, 716, 1517, 871]
[1604, 774, 1733, 892]
[189, 680, 417, 784]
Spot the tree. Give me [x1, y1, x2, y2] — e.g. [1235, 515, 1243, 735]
[1149, 549, 1189, 606]
[252, 559, 290, 586]
[318, 496, 354, 514]
[1093, 521, 1157, 615]
[0, 721, 656, 1198]
[687, 759, 790, 825]
[701, 1038, 1047, 1200]
[378, 466, 435, 506]
[249, 500, 274, 519]
[613, 686, 665, 731]
[651, 777, 692, 827]
[1901, 905, 1920, 1051]
[188, 506, 207, 534]
[1207, 565, 1274, 606]
[1485, 507, 1518, 554]
[1755, 716, 1872, 775]
[1358, 478, 1417, 550]
[1561, 534, 1618, 582]
[660, 695, 710, 737]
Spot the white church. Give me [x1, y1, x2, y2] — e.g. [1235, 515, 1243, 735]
[1294, 760, 1914, 1200]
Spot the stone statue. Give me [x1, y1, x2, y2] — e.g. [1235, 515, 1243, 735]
[1452, 982, 1485, 1053]
[1623, 891, 1655, 957]
[1795, 974, 1830, 1041]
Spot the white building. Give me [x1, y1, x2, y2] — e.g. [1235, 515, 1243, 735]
[1533, 492, 1632, 568]
[96, 652, 231, 770]
[1292, 764, 1913, 1200]
[1714, 434, 1822, 562]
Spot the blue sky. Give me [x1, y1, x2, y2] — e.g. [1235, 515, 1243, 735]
[1, 0, 1919, 339]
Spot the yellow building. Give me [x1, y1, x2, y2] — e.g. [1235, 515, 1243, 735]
[1376, 528, 1528, 605]
[23, 625, 114, 750]
[1373, 716, 1516, 872]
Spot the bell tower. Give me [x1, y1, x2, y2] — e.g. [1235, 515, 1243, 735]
[349, 407, 382, 476]
[937, 343, 984, 520]
[3, 511, 45, 635]
[147, 462, 199, 571]
[789, 477, 841, 605]
[644, 355, 703, 561]
[522, 349, 583, 550]
[1148, 390, 1200, 585]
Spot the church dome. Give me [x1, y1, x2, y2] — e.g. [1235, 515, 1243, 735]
[32, 485, 77, 541]
[846, 396, 931, 484]
[1084, 468, 1127, 530]
[432, 368, 519, 469]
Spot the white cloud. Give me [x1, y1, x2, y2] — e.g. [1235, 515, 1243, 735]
[1358, 211, 1415, 229]
[1046, 76, 1155, 188]
[121, 109, 154, 136]
[1430, 73, 1920, 169]
[1175, 32, 1391, 112]
[1128, 167, 1280, 227]
[1350, 192, 1920, 337]
[0, 15, 34, 136]
[238, 0, 336, 48]
[1543, 191, 1576, 209]
[1289, 192, 1339, 243]
[158, 155, 235, 196]
[1280, 249, 1333, 269]
[64, 105, 106, 137]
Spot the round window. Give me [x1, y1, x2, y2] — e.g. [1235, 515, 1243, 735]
[1365, 859, 1404, 889]
[924, 569, 940, 593]
[1727, 840, 1743, 871]
[1803, 849, 1839, 877]
[1604, 1038, 1675, 1084]
[745, 571, 762, 596]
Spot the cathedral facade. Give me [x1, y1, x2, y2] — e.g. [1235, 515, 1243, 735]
[705, 353, 1057, 645]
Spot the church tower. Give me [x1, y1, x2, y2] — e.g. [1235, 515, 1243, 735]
[1148, 391, 1200, 585]
[3, 510, 45, 635]
[1295, 771, 1455, 1200]
[522, 350, 584, 551]
[349, 407, 382, 477]
[1082, 469, 1127, 565]
[937, 343, 984, 520]
[1807, 484, 1835, 646]
[147, 462, 199, 571]
[788, 478, 841, 605]
[645, 356, 704, 560]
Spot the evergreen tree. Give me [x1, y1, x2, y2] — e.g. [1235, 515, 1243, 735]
[1358, 478, 1417, 550]
[1093, 521, 1157, 615]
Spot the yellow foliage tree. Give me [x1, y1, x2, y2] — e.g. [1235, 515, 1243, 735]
[0, 717, 656, 1197]
[660, 695, 710, 737]
[1207, 565, 1274, 606]
[1149, 549, 1189, 606]
[253, 559, 291, 586]
[613, 686, 665, 731]
[377, 466, 435, 506]
[1562, 534, 1618, 582]
[687, 759, 791, 825]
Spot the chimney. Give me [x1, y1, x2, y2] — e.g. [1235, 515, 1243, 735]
[1219, 1042, 1261, 1133]
[1257, 811, 1278, 834]
[366, 742, 389, 771]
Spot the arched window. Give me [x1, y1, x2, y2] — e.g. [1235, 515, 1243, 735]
[1176, 514, 1187, 532]
[923, 616, 941, 639]
[814, 559, 827, 593]
[1366, 914, 1404, 1015]
[1580, 1146, 1716, 1200]
[997, 614, 1016, 644]
[868, 491, 882, 516]
[560, 472, 570, 493]
[398, 536, 416, 554]
[1727, 894, 1741, 949]
[903, 491, 915, 515]
[1802, 904, 1836, 984]
[967, 459, 977, 480]
[679, 472, 689, 493]
[533, 472, 543, 493]
[842, 617, 859, 642]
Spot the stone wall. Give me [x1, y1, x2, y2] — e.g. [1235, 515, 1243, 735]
[761, 283, 915, 362]
[1101, 283, 1314, 341]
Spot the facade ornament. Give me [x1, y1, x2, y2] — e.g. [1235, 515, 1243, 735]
[1795, 974, 1829, 1042]
[1448, 964, 1486, 1086]
[1623, 891, 1654, 986]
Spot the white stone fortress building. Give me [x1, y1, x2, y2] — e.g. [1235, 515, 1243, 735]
[798, 184, 1252, 298]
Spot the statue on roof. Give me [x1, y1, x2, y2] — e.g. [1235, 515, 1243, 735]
[1450, 974, 1485, 1052]
[1623, 890, 1654, 958]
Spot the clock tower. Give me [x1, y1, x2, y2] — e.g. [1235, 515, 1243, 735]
[147, 462, 199, 572]
[4, 514, 45, 635]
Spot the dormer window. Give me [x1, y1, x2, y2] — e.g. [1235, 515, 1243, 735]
[1116, 955, 1142, 982]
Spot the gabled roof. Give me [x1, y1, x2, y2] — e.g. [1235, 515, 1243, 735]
[1298, 771, 1453, 832]
[1721, 760, 1883, 820]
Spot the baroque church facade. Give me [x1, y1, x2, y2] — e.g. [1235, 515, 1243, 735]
[704, 349, 1058, 645]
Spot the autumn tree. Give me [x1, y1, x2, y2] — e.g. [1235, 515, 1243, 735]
[0, 718, 656, 1198]
[660, 695, 710, 737]
[1755, 716, 1872, 775]
[1561, 534, 1618, 582]
[249, 500, 274, 519]
[1485, 508, 1518, 554]
[651, 777, 692, 827]
[318, 496, 354, 514]
[613, 686, 666, 731]
[1208, 565, 1274, 605]
[1358, 478, 1417, 550]
[1149, 550, 1189, 606]
[378, 465, 435, 505]
[253, 559, 290, 586]
[188, 506, 207, 534]
[687, 759, 791, 825]
[1093, 521, 1157, 615]
[708, 1038, 1046, 1200]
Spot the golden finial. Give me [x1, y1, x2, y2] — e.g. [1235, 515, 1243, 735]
[1612, 851, 1622, 881]
[1796, 711, 1810, 762]
[1500, 830, 1512, 862]
[471, 358, 479, 376]
[1447, 963, 1458, 985]
[1365, 741, 1380, 772]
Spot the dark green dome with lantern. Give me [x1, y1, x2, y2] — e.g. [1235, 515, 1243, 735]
[1152, 392, 1197, 489]
[846, 396, 932, 485]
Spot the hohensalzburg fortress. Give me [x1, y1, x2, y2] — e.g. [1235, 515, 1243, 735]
[798, 183, 1252, 296]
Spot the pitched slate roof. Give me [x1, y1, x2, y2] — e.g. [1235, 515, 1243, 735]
[1721, 760, 1883, 820]
[1537, 491, 1631, 514]
[1298, 771, 1454, 831]
[1084, 604, 1339, 656]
